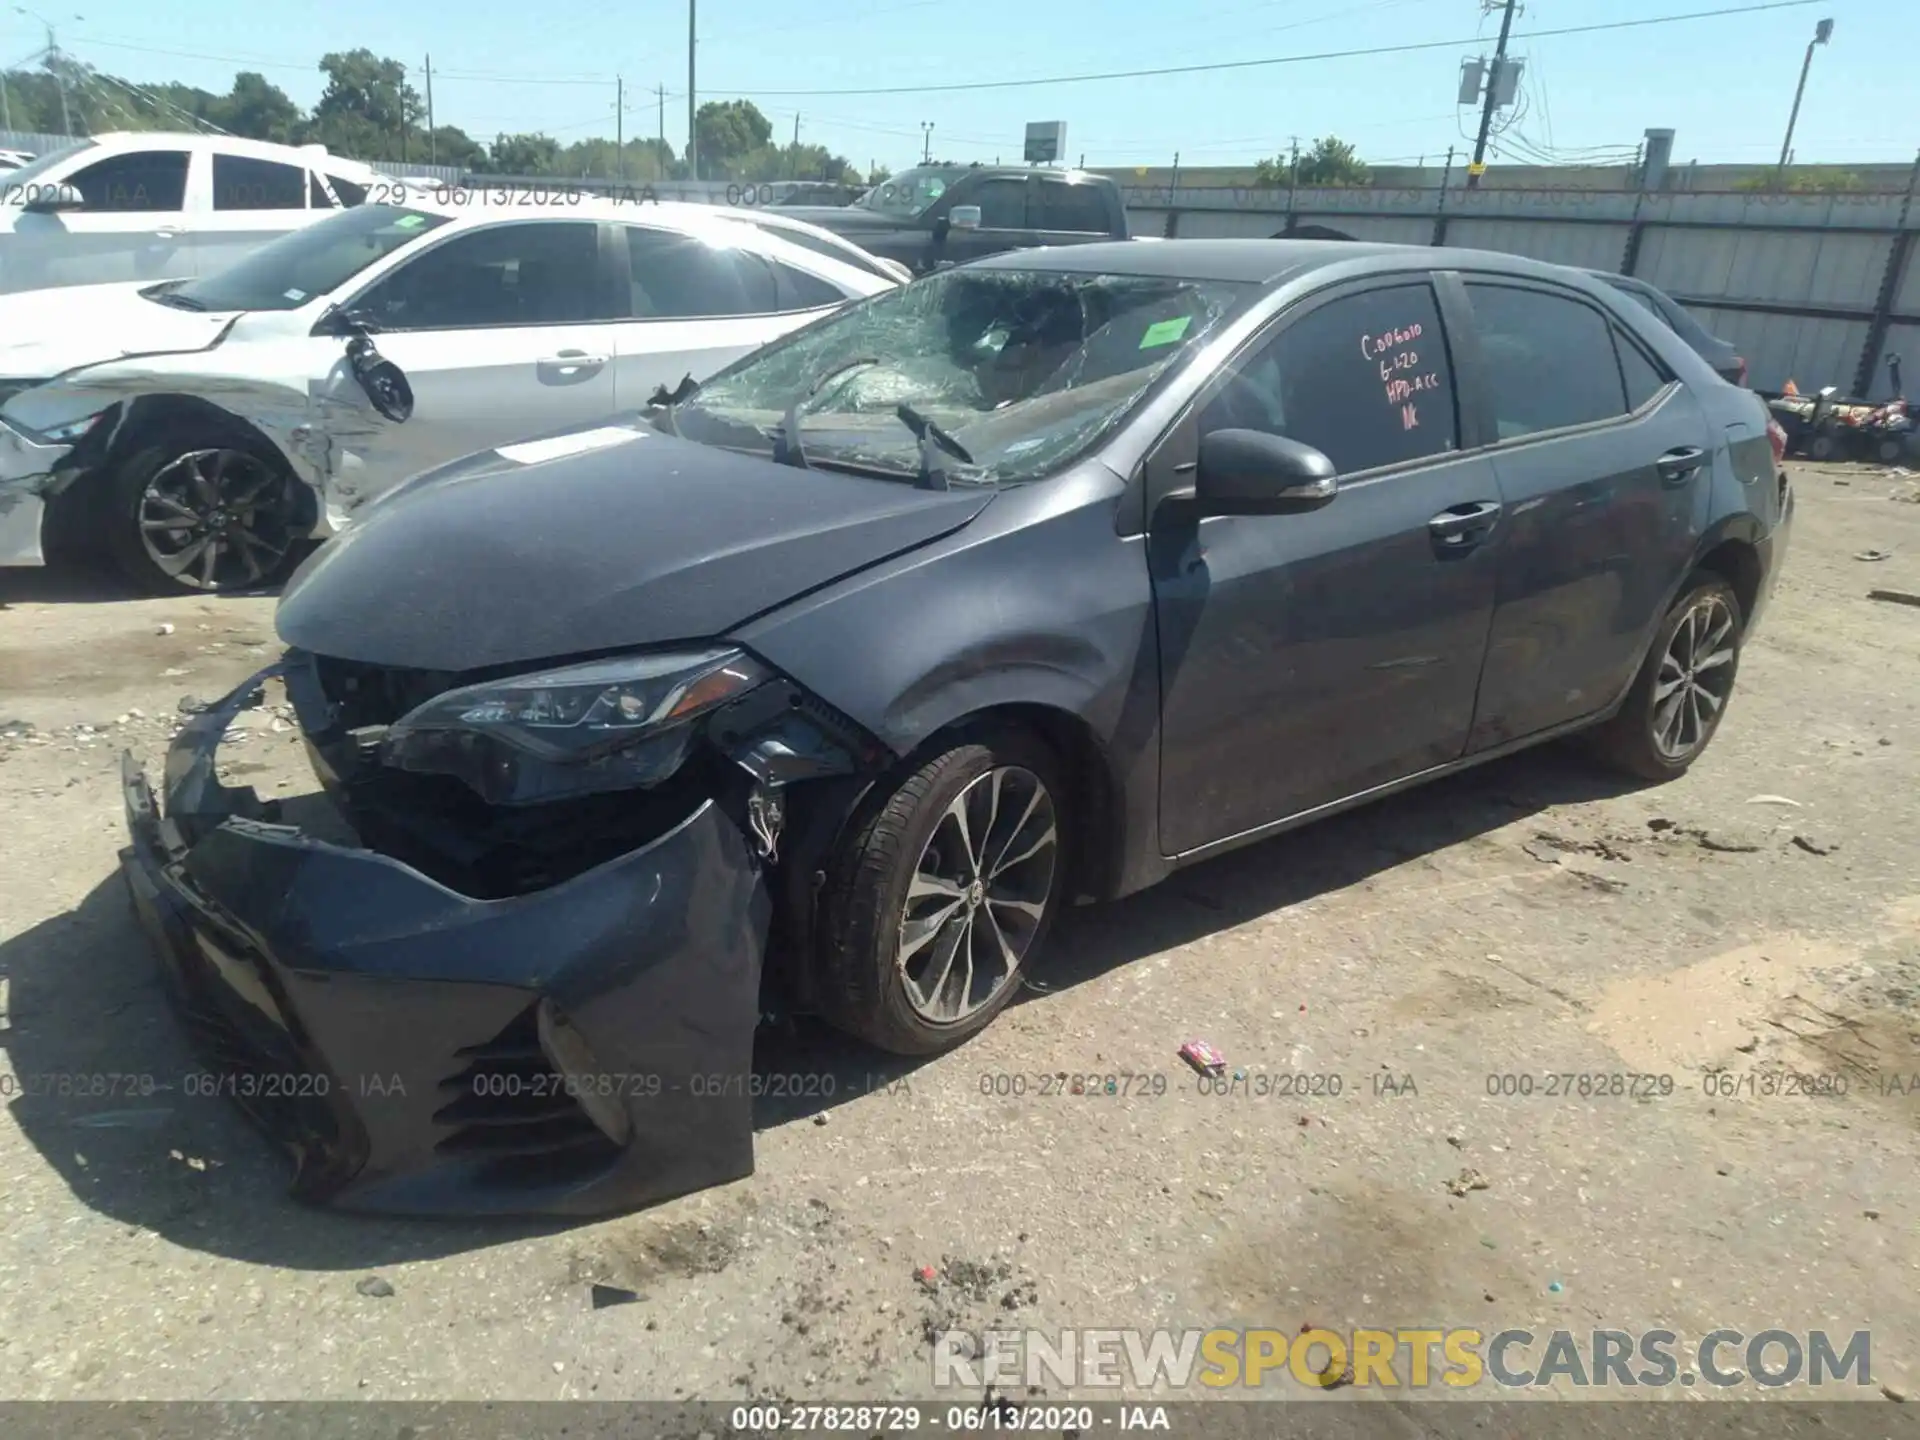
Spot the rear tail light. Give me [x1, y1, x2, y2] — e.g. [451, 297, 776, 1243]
[1767, 418, 1788, 466]
[1734, 356, 1750, 388]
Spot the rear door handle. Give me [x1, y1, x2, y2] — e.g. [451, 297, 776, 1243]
[1428, 500, 1503, 548]
[536, 350, 607, 379]
[1656, 445, 1706, 484]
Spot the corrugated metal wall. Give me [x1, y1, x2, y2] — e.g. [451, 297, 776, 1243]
[1139, 181, 1920, 398]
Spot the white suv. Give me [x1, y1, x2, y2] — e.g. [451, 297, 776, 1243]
[0, 132, 381, 294]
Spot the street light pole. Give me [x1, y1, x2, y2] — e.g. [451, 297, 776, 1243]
[921, 121, 933, 164]
[1776, 18, 1834, 180]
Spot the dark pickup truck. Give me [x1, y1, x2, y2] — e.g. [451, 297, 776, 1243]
[774, 164, 1132, 276]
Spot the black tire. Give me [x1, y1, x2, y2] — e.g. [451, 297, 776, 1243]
[103, 439, 303, 596]
[815, 729, 1069, 1056]
[1587, 572, 1744, 782]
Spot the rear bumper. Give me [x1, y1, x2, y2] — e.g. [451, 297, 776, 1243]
[118, 665, 772, 1217]
[1748, 471, 1793, 638]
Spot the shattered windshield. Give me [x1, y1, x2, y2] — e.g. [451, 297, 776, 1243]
[672, 267, 1254, 486]
[856, 166, 970, 218]
[164, 203, 450, 313]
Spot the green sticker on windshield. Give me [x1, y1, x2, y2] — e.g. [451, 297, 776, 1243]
[1139, 315, 1193, 349]
[393, 214, 428, 229]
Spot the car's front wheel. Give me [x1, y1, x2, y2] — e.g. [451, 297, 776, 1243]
[105, 440, 303, 596]
[1588, 572, 1744, 781]
[816, 730, 1068, 1055]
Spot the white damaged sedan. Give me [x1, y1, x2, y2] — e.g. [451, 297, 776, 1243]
[0, 190, 897, 593]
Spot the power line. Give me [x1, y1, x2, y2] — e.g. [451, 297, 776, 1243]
[716, 0, 1833, 97]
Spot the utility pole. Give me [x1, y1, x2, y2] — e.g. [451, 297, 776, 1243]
[424, 54, 436, 163]
[1466, 0, 1518, 190]
[657, 83, 665, 151]
[615, 76, 624, 180]
[1, 71, 10, 132]
[921, 121, 933, 163]
[1776, 18, 1834, 181]
[686, 0, 698, 181]
[792, 110, 800, 178]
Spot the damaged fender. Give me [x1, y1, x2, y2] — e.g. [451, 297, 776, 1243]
[119, 663, 778, 1218]
[2, 331, 415, 557]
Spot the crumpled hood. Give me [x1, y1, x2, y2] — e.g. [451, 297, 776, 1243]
[276, 422, 994, 672]
[0, 281, 237, 383]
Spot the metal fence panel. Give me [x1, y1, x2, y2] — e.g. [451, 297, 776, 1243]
[1446, 218, 1629, 270]
[1638, 227, 1893, 308]
[1694, 308, 1868, 392]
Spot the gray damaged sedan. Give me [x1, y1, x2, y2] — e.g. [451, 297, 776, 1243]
[119, 240, 1792, 1217]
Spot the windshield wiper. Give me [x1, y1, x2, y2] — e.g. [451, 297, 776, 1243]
[647, 372, 701, 436]
[766, 355, 880, 470]
[894, 403, 975, 491]
[150, 289, 208, 311]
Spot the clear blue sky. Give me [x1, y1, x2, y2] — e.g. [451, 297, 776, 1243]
[5, 0, 1911, 171]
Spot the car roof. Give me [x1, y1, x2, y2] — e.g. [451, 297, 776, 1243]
[85, 131, 378, 176]
[966, 238, 1605, 290]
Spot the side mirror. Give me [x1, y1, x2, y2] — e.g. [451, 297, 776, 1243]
[949, 204, 982, 231]
[1193, 428, 1338, 516]
[23, 181, 83, 214]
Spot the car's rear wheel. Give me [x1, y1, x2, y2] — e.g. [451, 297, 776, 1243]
[1588, 572, 1743, 781]
[816, 731, 1067, 1055]
[105, 440, 303, 595]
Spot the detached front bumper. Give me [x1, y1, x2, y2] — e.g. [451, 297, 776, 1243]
[0, 413, 75, 567]
[118, 665, 772, 1217]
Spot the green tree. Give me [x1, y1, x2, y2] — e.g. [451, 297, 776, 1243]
[693, 98, 772, 178]
[307, 50, 423, 161]
[1252, 135, 1371, 189]
[482, 132, 562, 175]
[213, 71, 302, 142]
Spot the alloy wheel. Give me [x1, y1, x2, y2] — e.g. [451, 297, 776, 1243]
[1650, 593, 1737, 762]
[138, 448, 295, 592]
[895, 765, 1059, 1023]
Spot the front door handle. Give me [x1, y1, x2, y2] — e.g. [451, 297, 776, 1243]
[1656, 445, 1706, 485]
[1428, 500, 1503, 548]
[152, 227, 181, 240]
[536, 350, 607, 380]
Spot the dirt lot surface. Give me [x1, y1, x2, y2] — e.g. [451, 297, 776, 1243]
[1, 461, 1916, 1407]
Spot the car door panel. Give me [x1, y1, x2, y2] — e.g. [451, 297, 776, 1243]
[1148, 277, 1499, 855]
[1460, 280, 1711, 748]
[1153, 453, 1503, 852]
[331, 220, 617, 511]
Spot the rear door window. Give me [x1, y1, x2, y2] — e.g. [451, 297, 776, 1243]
[1614, 329, 1672, 411]
[1464, 282, 1630, 439]
[625, 226, 780, 317]
[1032, 180, 1109, 233]
[1200, 281, 1459, 473]
[64, 150, 190, 212]
[213, 153, 307, 210]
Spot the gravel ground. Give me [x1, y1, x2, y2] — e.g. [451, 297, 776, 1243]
[0, 460, 1915, 1405]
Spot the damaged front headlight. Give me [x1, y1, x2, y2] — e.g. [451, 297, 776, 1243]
[381, 647, 771, 805]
